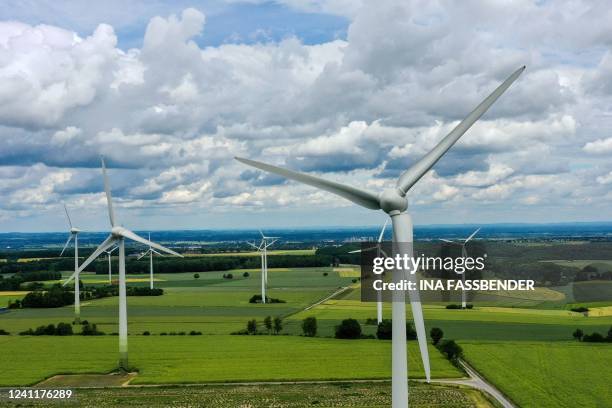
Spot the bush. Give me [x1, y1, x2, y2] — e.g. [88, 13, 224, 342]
[572, 328, 584, 341]
[248, 294, 286, 304]
[189, 330, 202, 335]
[243, 272, 250, 277]
[571, 306, 589, 313]
[0, 329, 9, 335]
[437, 339, 463, 361]
[81, 323, 104, 336]
[351, 278, 358, 283]
[430, 327, 444, 345]
[264, 316, 272, 334]
[230, 329, 249, 335]
[406, 322, 417, 340]
[302, 317, 317, 337]
[81, 320, 89, 325]
[142, 331, 151, 336]
[445, 304, 460, 309]
[223, 273, 234, 280]
[160, 332, 167, 336]
[247, 319, 257, 335]
[56, 322, 73, 336]
[21, 285, 73, 308]
[323, 272, 328, 276]
[194, 273, 200, 279]
[376, 320, 392, 340]
[583, 332, 605, 342]
[335, 318, 361, 339]
[126, 287, 163, 296]
[365, 318, 378, 325]
[178, 331, 186, 336]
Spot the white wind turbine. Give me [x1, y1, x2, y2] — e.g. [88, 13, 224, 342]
[105, 245, 118, 284]
[236, 66, 524, 407]
[247, 233, 277, 304]
[440, 227, 480, 309]
[349, 220, 389, 324]
[63, 157, 182, 370]
[137, 233, 164, 289]
[60, 204, 82, 324]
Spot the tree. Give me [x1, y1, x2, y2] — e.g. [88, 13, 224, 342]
[247, 319, 257, 335]
[406, 322, 417, 340]
[572, 328, 584, 341]
[302, 317, 317, 337]
[263, 316, 272, 334]
[607, 326, 612, 341]
[243, 272, 250, 277]
[376, 319, 392, 340]
[335, 318, 361, 339]
[56, 322, 73, 336]
[437, 340, 463, 361]
[430, 327, 444, 345]
[194, 273, 200, 279]
[273, 317, 283, 335]
[323, 272, 328, 276]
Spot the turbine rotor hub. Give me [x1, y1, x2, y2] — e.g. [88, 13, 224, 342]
[111, 226, 123, 237]
[379, 189, 408, 214]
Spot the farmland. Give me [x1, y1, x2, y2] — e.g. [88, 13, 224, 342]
[461, 341, 612, 408]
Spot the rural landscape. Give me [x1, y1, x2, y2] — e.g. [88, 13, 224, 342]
[1, 229, 612, 407]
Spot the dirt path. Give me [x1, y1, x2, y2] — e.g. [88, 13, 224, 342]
[423, 359, 517, 408]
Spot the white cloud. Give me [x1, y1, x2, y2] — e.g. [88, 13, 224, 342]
[584, 137, 612, 154]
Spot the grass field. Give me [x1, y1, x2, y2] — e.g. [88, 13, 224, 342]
[3, 382, 494, 407]
[462, 341, 612, 408]
[0, 335, 462, 386]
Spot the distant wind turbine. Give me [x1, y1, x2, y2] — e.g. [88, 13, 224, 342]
[236, 66, 524, 407]
[247, 233, 277, 304]
[137, 233, 164, 289]
[63, 157, 182, 370]
[440, 227, 480, 309]
[349, 220, 388, 324]
[60, 204, 82, 324]
[105, 245, 118, 284]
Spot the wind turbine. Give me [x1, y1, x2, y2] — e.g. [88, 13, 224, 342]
[236, 66, 524, 407]
[63, 157, 182, 370]
[440, 227, 480, 309]
[60, 204, 82, 324]
[104, 245, 118, 284]
[349, 220, 388, 324]
[247, 235, 277, 304]
[137, 233, 164, 289]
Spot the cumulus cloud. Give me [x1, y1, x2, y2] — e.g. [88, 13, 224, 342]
[1, 1, 612, 230]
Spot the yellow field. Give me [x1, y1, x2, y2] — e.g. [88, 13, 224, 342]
[588, 306, 612, 317]
[185, 249, 316, 257]
[17, 257, 57, 262]
[334, 267, 360, 277]
[0, 291, 30, 296]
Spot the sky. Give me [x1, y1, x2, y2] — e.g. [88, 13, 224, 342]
[1, 0, 612, 232]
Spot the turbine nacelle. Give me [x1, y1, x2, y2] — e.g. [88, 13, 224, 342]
[379, 189, 408, 214]
[70, 227, 81, 234]
[112, 226, 126, 238]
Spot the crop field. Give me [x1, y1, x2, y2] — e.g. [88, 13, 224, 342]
[462, 341, 612, 408]
[0, 336, 462, 386]
[3, 382, 494, 407]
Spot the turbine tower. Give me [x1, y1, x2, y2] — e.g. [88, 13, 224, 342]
[259, 230, 278, 286]
[440, 227, 480, 309]
[236, 66, 524, 407]
[60, 204, 82, 324]
[105, 245, 118, 284]
[349, 220, 388, 324]
[64, 157, 182, 370]
[137, 233, 164, 289]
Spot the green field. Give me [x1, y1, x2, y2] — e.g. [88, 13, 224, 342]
[462, 341, 612, 408]
[0, 335, 462, 386]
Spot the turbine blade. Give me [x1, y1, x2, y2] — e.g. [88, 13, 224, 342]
[377, 220, 389, 243]
[259, 229, 265, 239]
[464, 227, 481, 244]
[63, 235, 116, 285]
[348, 249, 362, 254]
[235, 157, 381, 210]
[246, 241, 260, 250]
[396, 66, 525, 195]
[63, 203, 72, 228]
[409, 292, 431, 383]
[119, 228, 183, 257]
[137, 252, 147, 260]
[439, 238, 458, 244]
[101, 156, 116, 227]
[59, 234, 73, 257]
[264, 239, 277, 249]
[151, 249, 164, 256]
